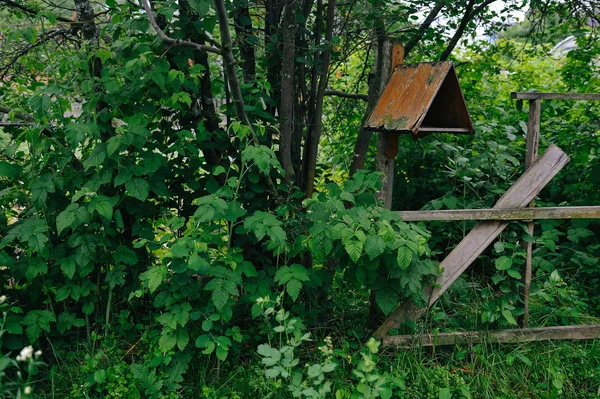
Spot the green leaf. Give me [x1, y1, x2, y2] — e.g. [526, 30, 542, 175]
[507, 269, 521, 279]
[83, 144, 107, 171]
[106, 136, 121, 155]
[151, 71, 166, 90]
[94, 370, 107, 384]
[493, 241, 505, 253]
[502, 309, 517, 325]
[189, 0, 210, 17]
[172, 91, 192, 107]
[241, 145, 283, 175]
[202, 319, 212, 331]
[290, 264, 309, 281]
[397, 246, 413, 270]
[176, 329, 190, 351]
[286, 279, 302, 302]
[114, 245, 138, 265]
[439, 388, 452, 399]
[344, 239, 363, 263]
[28, 94, 50, 118]
[60, 258, 76, 279]
[195, 334, 211, 348]
[340, 191, 355, 203]
[56, 204, 78, 234]
[308, 234, 333, 262]
[216, 345, 228, 361]
[376, 287, 398, 315]
[159, 331, 177, 352]
[94, 197, 113, 220]
[0, 161, 21, 179]
[114, 168, 132, 186]
[365, 236, 386, 260]
[205, 279, 232, 311]
[126, 178, 149, 201]
[28, 232, 48, 252]
[189, 255, 210, 273]
[139, 266, 166, 293]
[21, 310, 55, 342]
[495, 256, 512, 271]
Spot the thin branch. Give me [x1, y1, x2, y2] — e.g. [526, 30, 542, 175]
[0, 105, 35, 122]
[439, 0, 476, 61]
[141, 0, 221, 55]
[439, 0, 497, 61]
[0, 122, 34, 126]
[1, 28, 69, 79]
[404, 1, 445, 59]
[0, 0, 105, 24]
[324, 90, 368, 101]
[0, 0, 73, 23]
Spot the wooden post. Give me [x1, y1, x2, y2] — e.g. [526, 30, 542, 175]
[384, 44, 404, 159]
[520, 99, 541, 328]
[377, 43, 404, 210]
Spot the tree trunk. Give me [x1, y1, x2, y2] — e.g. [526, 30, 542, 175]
[302, 0, 337, 197]
[279, 0, 297, 182]
[349, 20, 390, 176]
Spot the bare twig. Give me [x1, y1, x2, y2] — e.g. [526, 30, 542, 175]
[324, 89, 368, 101]
[404, 1, 445, 59]
[140, 0, 221, 55]
[0, 28, 69, 79]
[0, 0, 74, 23]
[0, 105, 35, 122]
[439, 0, 497, 61]
[0, 0, 106, 24]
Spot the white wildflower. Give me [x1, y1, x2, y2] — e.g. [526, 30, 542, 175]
[24, 386, 32, 395]
[35, 350, 42, 357]
[0, 295, 6, 304]
[17, 346, 34, 361]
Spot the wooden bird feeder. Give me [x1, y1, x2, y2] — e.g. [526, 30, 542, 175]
[365, 61, 474, 158]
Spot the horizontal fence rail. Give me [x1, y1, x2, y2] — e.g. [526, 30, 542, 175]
[383, 325, 600, 347]
[398, 206, 600, 222]
[511, 92, 600, 101]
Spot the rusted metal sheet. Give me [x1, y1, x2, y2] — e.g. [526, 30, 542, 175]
[365, 62, 474, 138]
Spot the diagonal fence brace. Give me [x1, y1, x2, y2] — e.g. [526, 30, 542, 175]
[375, 144, 570, 339]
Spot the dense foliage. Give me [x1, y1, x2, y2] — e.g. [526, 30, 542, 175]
[0, 0, 599, 397]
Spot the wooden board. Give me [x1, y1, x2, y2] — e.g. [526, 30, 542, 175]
[511, 92, 600, 101]
[383, 325, 600, 347]
[521, 98, 541, 328]
[375, 144, 570, 338]
[397, 206, 600, 221]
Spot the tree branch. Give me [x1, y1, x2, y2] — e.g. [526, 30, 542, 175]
[0, 0, 106, 24]
[0, 105, 35, 122]
[404, 1, 445, 59]
[439, 0, 497, 61]
[324, 90, 368, 101]
[0, 28, 70, 79]
[0, 0, 73, 23]
[141, 0, 221, 55]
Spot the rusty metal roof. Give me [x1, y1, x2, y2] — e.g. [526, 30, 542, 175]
[365, 62, 474, 138]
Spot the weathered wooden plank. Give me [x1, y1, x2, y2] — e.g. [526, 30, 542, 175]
[397, 206, 600, 221]
[375, 144, 570, 338]
[431, 144, 569, 304]
[383, 325, 600, 347]
[511, 92, 600, 101]
[521, 98, 541, 328]
[417, 127, 471, 133]
[525, 99, 541, 169]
